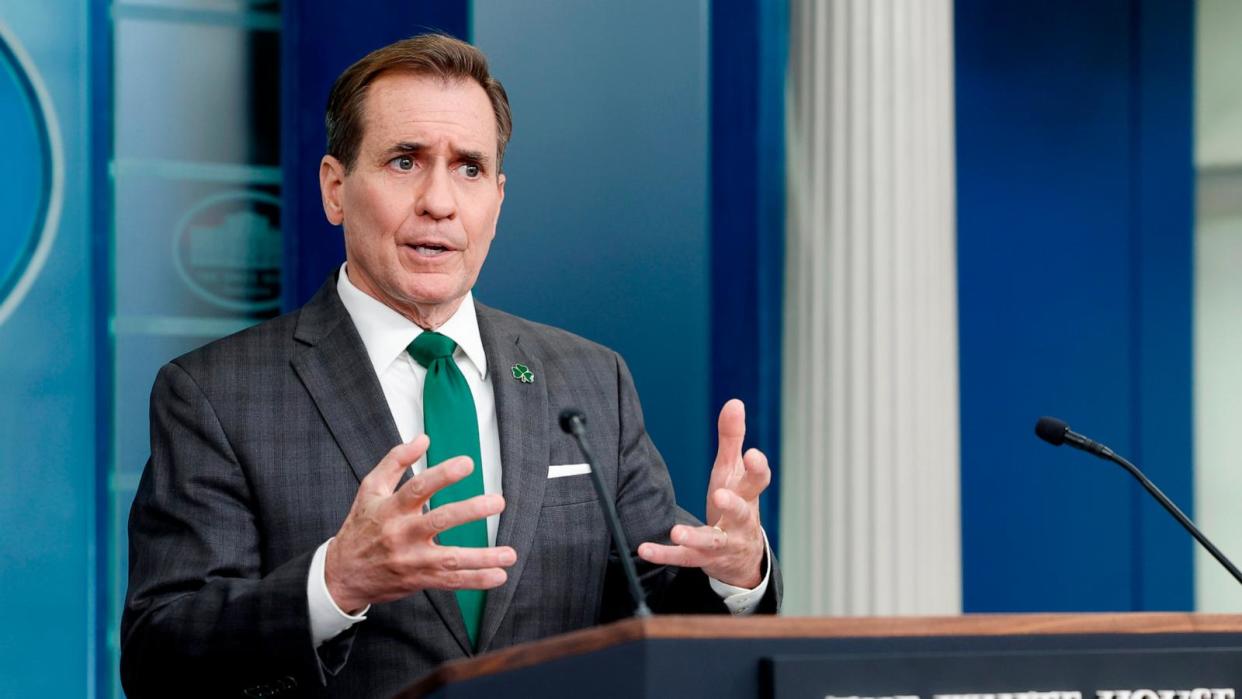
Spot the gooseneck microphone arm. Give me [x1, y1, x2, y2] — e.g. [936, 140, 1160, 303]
[559, 409, 653, 618]
[1035, 416, 1242, 586]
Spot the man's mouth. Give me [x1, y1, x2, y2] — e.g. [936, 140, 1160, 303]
[408, 243, 453, 257]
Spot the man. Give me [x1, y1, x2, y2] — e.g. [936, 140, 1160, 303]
[122, 34, 779, 698]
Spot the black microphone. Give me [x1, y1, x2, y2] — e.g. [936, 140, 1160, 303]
[1034, 416, 1115, 459]
[1035, 416, 1242, 586]
[559, 409, 652, 618]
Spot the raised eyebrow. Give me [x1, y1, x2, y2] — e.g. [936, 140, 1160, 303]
[379, 143, 490, 168]
[382, 142, 425, 158]
[454, 149, 491, 167]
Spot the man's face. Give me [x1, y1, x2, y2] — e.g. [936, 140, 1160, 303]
[320, 71, 505, 327]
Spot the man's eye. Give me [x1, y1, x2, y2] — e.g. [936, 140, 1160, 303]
[458, 163, 481, 178]
[392, 156, 414, 171]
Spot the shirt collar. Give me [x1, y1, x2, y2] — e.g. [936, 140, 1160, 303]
[335, 263, 488, 380]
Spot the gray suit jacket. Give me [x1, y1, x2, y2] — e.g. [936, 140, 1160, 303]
[121, 277, 780, 698]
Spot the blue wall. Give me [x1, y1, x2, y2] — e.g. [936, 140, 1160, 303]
[471, 0, 714, 516]
[710, 0, 787, 544]
[0, 2, 95, 696]
[956, 0, 1194, 612]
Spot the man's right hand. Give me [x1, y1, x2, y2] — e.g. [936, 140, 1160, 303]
[324, 435, 515, 613]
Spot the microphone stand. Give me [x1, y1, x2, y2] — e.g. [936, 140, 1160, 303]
[1036, 416, 1242, 586]
[560, 411, 653, 618]
[1102, 450, 1242, 586]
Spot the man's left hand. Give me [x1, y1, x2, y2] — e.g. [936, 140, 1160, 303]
[637, 399, 769, 588]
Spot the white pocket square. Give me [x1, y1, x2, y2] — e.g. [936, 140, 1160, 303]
[547, 463, 591, 478]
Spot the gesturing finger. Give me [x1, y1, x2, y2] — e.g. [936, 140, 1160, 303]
[732, 448, 772, 501]
[393, 455, 474, 512]
[669, 524, 729, 551]
[432, 568, 510, 591]
[410, 493, 505, 538]
[428, 545, 518, 572]
[364, 435, 431, 496]
[709, 399, 746, 491]
[636, 542, 709, 569]
[710, 488, 753, 531]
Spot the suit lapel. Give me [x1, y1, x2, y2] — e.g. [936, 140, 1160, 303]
[290, 281, 401, 486]
[475, 303, 550, 653]
[291, 278, 473, 654]
[419, 589, 472, 655]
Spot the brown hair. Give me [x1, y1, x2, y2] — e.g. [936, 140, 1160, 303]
[325, 33, 512, 172]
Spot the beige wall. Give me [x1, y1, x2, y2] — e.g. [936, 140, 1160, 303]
[1194, 0, 1242, 612]
[1196, 0, 1242, 168]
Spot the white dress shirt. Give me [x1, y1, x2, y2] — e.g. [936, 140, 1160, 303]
[307, 264, 769, 648]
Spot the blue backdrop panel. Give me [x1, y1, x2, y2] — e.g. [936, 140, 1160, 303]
[0, 2, 94, 696]
[1130, 0, 1195, 611]
[955, 0, 1193, 612]
[471, 0, 713, 517]
[710, 0, 788, 548]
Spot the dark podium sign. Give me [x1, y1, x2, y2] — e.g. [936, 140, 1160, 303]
[767, 647, 1242, 698]
[398, 614, 1242, 699]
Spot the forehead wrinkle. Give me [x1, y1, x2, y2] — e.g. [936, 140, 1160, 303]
[364, 112, 492, 161]
[374, 137, 492, 167]
[360, 73, 498, 158]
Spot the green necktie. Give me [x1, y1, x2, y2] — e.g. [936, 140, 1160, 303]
[407, 331, 487, 648]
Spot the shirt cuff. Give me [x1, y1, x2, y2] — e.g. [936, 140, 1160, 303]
[308, 538, 370, 648]
[706, 528, 772, 615]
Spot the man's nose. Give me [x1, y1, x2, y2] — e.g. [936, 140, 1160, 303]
[414, 163, 456, 220]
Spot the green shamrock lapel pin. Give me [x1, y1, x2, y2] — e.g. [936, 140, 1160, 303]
[511, 363, 534, 384]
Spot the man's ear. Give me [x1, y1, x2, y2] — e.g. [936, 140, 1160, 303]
[320, 155, 346, 225]
[493, 172, 506, 227]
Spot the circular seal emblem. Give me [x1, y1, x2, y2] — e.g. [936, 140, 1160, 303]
[0, 21, 64, 327]
[172, 190, 282, 313]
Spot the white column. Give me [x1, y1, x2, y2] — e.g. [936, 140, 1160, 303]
[780, 0, 961, 616]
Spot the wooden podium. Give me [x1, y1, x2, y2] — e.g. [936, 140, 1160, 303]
[397, 614, 1242, 699]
